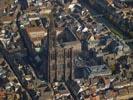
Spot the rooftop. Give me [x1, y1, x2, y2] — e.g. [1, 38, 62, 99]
[0, 56, 29, 100]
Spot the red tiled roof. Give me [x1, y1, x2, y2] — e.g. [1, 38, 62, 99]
[26, 27, 46, 33]
[106, 0, 113, 5]
[0, 92, 5, 96]
[1, 16, 14, 23]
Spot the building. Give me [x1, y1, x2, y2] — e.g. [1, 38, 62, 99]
[44, 10, 81, 83]
[26, 26, 47, 52]
[0, 55, 31, 100]
[52, 82, 74, 99]
[84, 0, 133, 38]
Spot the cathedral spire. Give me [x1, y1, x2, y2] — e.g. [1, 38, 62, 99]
[47, 8, 57, 48]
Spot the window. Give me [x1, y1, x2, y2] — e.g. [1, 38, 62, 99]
[67, 62, 71, 68]
[58, 54, 62, 59]
[51, 64, 55, 70]
[50, 53, 55, 60]
[67, 50, 70, 58]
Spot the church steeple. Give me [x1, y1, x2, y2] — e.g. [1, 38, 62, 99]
[47, 9, 58, 82]
[46, 7, 74, 83]
[47, 9, 57, 48]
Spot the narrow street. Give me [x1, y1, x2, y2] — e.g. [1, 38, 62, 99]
[0, 47, 32, 99]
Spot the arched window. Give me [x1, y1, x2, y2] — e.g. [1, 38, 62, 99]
[67, 62, 71, 68]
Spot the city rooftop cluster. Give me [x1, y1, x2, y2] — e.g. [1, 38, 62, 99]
[0, 0, 133, 100]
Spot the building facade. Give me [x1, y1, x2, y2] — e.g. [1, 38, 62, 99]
[46, 12, 81, 83]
